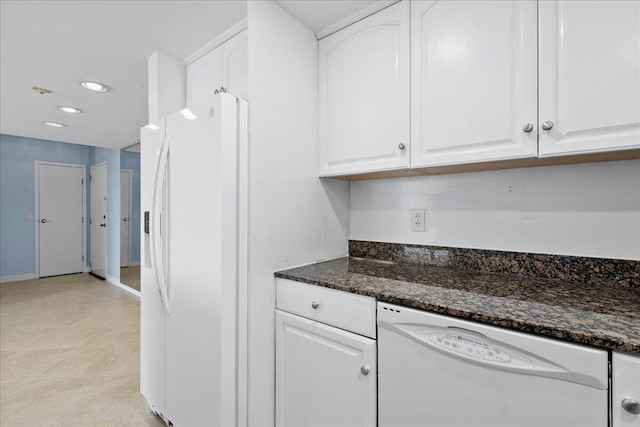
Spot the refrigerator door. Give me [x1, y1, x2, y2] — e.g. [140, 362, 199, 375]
[164, 95, 241, 426]
[140, 120, 167, 420]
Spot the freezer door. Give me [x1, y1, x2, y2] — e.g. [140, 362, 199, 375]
[378, 303, 608, 427]
[140, 120, 167, 419]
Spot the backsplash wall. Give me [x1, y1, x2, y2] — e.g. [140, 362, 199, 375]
[350, 159, 640, 260]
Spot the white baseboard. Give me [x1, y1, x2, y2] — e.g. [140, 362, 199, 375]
[106, 274, 140, 297]
[0, 273, 36, 283]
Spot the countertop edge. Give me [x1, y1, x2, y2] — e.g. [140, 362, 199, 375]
[274, 270, 640, 355]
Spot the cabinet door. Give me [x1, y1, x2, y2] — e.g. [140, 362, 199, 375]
[410, 0, 538, 168]
[612, 352, 640, 427]
[186, 48, 222, 108]
[275, 310, 376, 427]
[539, 1, 640, 156]
[222, 29, 248, 99]
[319, 1, 410, 177]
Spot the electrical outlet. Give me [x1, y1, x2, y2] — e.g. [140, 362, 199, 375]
[411, 209, 426, 232]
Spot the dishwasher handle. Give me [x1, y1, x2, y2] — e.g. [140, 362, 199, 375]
[378, 320, 605, 389]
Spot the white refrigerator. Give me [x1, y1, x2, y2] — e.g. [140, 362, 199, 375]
[140, 93, 248, 427]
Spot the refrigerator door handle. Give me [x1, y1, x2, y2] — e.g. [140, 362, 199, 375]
[151, 134, 170, 315]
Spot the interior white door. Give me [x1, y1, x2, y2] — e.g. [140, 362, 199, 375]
[410, 0, 538, 168]
[319, 1, 410, 176]
[276, 310, 377, 427]
[538, 0, 640, 156]
[37, 163, 84, 277]
[222, 29, 248, 99]
[90, 163, 107, 279]
[120, 169, 131, 267]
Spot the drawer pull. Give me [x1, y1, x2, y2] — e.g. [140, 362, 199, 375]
[311, 301, 320, 309]
[360, 366, 370, 376]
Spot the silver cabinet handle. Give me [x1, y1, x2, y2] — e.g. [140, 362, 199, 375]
[622, 398, 640, 415]
[360, 366, 370, 375]
[522, 123, 534, 133]
[541, 121, 554, 131]
[311, 301, 320, 309]
[398, 143, 406, 150]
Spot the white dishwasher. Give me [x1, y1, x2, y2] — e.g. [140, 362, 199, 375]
[378, 302, 609, 427]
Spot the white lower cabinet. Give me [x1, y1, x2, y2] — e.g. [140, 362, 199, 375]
[613, 351, 640, 427]
[275, 279, 377, 427]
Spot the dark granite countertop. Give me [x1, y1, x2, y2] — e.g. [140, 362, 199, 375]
[275, 257, 640, 354]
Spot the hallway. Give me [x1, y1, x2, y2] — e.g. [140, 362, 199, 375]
[0, 273, 163, 426]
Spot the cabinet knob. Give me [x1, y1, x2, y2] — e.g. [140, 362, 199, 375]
[360, 365, 370, 375]
[311, 301, 320, 309]
[40, 218, 48, 224]
[522, 123, 534, 133]
[622, 398, 640, 415]
[398, 143, 406, 150]
[541, 121, 554, 131]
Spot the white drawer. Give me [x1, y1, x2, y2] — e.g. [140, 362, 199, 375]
[276, 278, 376, 339]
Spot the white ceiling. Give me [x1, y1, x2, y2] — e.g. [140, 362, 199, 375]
[0, 0, 378, 150]
[273, 0, 380, 33]
[0, 1, 247, 149]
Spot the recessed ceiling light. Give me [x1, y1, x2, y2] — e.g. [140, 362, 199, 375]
[81, 81, 108, 92]
[58, 106, 82, 114]
[43, 121, 65, 128]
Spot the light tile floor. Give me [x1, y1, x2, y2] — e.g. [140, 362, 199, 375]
[120, 266, 141, 292]
[0, 273, 164, 426]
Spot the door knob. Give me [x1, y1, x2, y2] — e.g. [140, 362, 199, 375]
[360, 366, 370, 375]
[622, 398, 640, 415]
[398, 143, 406, 150]
[40, 219, 48, 223]
[311, 301, 320, 309]
[123, 218, 128, 222]
[522, 123, 534, 133]
[541, 121, 554, 131]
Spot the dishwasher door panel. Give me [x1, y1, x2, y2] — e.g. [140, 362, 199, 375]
[378, 304, 608, 427]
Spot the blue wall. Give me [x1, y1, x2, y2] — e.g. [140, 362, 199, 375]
[121, 151, 141, 264]
[0, 134, 124, 282]
[0, 134, 91, 277]
[90, 147, 121, 280]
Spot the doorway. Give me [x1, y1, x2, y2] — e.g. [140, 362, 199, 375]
[120, 169, 132, 268]
[90, 162, 107, 279]
[35, 161, 86, 278]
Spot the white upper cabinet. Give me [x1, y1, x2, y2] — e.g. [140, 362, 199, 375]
[222, 29, 248, 99]
[410, 0, 538, 168]
[319, 1, 410, 177]
[186, 29, 248, 108]
[187, 48, 222, 108]
[538, 1, 640, 156]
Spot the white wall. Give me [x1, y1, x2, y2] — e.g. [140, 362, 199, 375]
[351, 159, 640, 260]
[247, 1, 350, 425]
